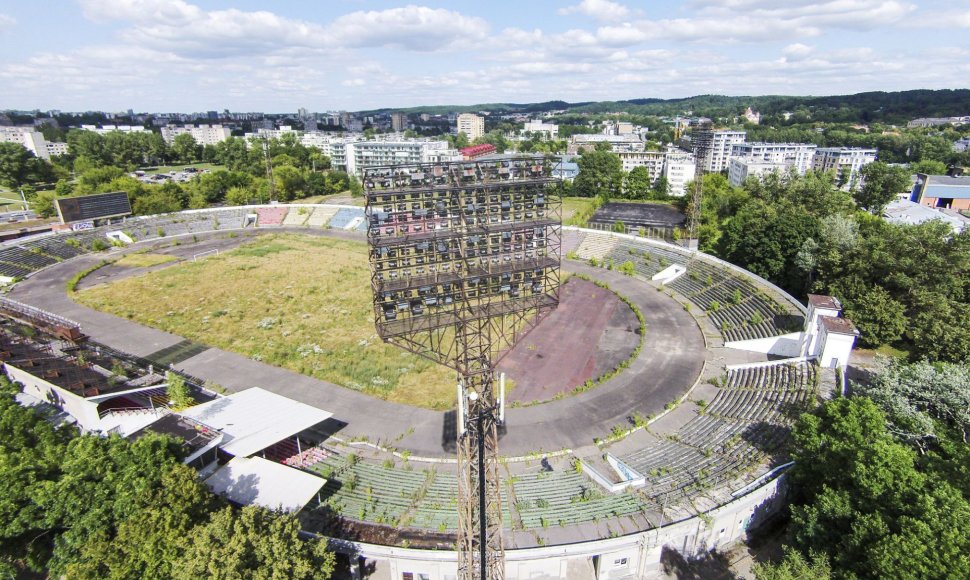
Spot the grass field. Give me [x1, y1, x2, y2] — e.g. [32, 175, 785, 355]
[114, 253, 178, 268]
[75, 234, 456, 409]
[562, 196, 598, 226]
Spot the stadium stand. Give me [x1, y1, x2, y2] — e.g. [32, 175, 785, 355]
[306, 206, 339, 227]
[255, 207, 288, 226]
[328, 207, 367, 231]
[282, 207, 311, 226]
[573, 231, 616, 261]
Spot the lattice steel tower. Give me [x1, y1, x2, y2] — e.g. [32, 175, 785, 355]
[363, 158, 562, 579]
[687, 123, 714, 249]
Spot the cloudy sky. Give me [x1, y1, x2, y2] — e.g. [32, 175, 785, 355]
[1, 0, 968, 112]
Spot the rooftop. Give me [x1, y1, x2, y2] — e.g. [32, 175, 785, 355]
[179, 387, 332, 458]
[129, 413, 222, 457]
[821, 315, 859, 336]
[884, 199, 965, 232]
[204, 456, 326, 513]
[808, 294, 841, 310]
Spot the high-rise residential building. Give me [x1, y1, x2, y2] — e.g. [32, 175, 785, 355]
[728, 158, 790, 187]
[730, 142, 817, 175]
[390, 112, 408, 132]
[0, 127, 50, 160]
[456, 113, 485, 141]
[812, 147, 877, 190]
[522, 119, 558, 139]
[699, 130, 746, 173]
[341, 140, 461, 176]
[618, 151, 667, 182]
[160, 124, 232, 146]
[663, 150, 697, 197]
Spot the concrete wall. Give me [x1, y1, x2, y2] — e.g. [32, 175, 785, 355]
[724, 332, 803, 357]
[4, 362, 101, 430]
[328, 472, 789, 580]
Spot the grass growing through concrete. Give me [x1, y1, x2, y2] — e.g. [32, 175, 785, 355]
[114, 253, 178, 268]
[75, 234, 456, 409]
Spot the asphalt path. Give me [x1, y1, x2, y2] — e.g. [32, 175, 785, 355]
[11, 229, 705, 458]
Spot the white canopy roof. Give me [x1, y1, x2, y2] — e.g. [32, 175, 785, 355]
[204, 456, 325, 513]
[179, 387, 332, 457]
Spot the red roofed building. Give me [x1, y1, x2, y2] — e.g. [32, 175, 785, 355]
[460, 144, 497, 160]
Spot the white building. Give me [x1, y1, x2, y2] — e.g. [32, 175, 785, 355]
[242, 126, 298, 143]
[663, 150, 697, 197]
[342, 140, 461, 176]
[699, 130, 746, 173]
[568, 134, 642, 154]
[161, 124, 232, 146]
[390, 113, 408, 132]
[812, 147, 877, 190]
[522, 120, 558, 139]
[618, 151, 666, 182]
[456, 113, 485, 141]
[46, 142, 70, 157]
[79, 124, 147, 135]
[728, 158, 789, 187]
[730, 142, 816, 175]
[0, 127, 50, 160]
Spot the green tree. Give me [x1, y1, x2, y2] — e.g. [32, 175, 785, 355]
[573, 149, 623, 198]
[0, 142, 53, 187]
[910, 159, 947, 176]
[171, 134, 202, 164]
[753, 549, 831, 580]
[843, 285, 907, 347]
[175, 506, 335, 580]
[165, 371, 193, 410]
[272, 165, 305, 202]
[854, 161, 909, 213]
[624, 166, 653, 199]
[786, 397, 970, 579]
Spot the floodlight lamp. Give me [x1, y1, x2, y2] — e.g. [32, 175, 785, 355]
[466, 389, 479, 402]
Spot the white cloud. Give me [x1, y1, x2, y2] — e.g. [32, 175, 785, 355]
[783, 43, 815, 60]
[79, 1, 487, 57]
[689, 0, 915, 30]
[558, 0, 633, 23]
[0, 13, 15, 32]
[328, 5, 489, 51]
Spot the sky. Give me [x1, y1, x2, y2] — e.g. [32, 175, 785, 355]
[0, 0, 968, 113]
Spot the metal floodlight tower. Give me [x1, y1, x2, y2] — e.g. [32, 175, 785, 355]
[363, 157, 562, 579]
[687, 123, 714, 248]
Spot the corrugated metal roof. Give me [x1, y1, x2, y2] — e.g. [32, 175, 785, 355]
[180, 387, 332, 458]
[204, 456, 325, 513]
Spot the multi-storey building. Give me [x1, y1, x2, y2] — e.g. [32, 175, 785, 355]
[390, 113, 408, 132]
[618, 151, 666, 182]
[0, 127, 50, 160]
[812, 147, 877, 190]
[160, 124, 232, 146]
[728, 158, 790, 187]
[698, 130, 746, 173]
[522, 120, 558, 139]
[456, 113, 484, 141]
[79, 124, 147, 135]
[46, 142, 70, 157]
[342, 140, 461, 176]
[663, 150, 697, 197]
[730, 142, 816, 175]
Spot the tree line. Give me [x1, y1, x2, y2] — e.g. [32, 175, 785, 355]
[0, 374, 335, 579]
[0, 130, 362, 218]
[754, 359, 970, 579]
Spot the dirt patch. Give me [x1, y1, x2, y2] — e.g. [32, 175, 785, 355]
[498, 277, 640, 403]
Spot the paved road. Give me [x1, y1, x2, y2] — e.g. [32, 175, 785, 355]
[11, 229, 705, 459]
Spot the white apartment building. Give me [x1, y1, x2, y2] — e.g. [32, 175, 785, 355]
[161, 124, 232, 146]
[730, 142, 817, 175]
[46, 142, 70, 157]
[699, 130, 746, 173]
[242, 126, 298, 142]
[663, 150, 697, 197]
[728, 158, 790, 187]
[456, 113, 485, 141]
[79, 124, 147, 135]
[0, 127, 50, 160]
[812, 147, 877, 190]
[568, 134, 642, 154]
[342, 140, 461, 176]
[618, 151, 666, 183]
[522, 120, 558, 139]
